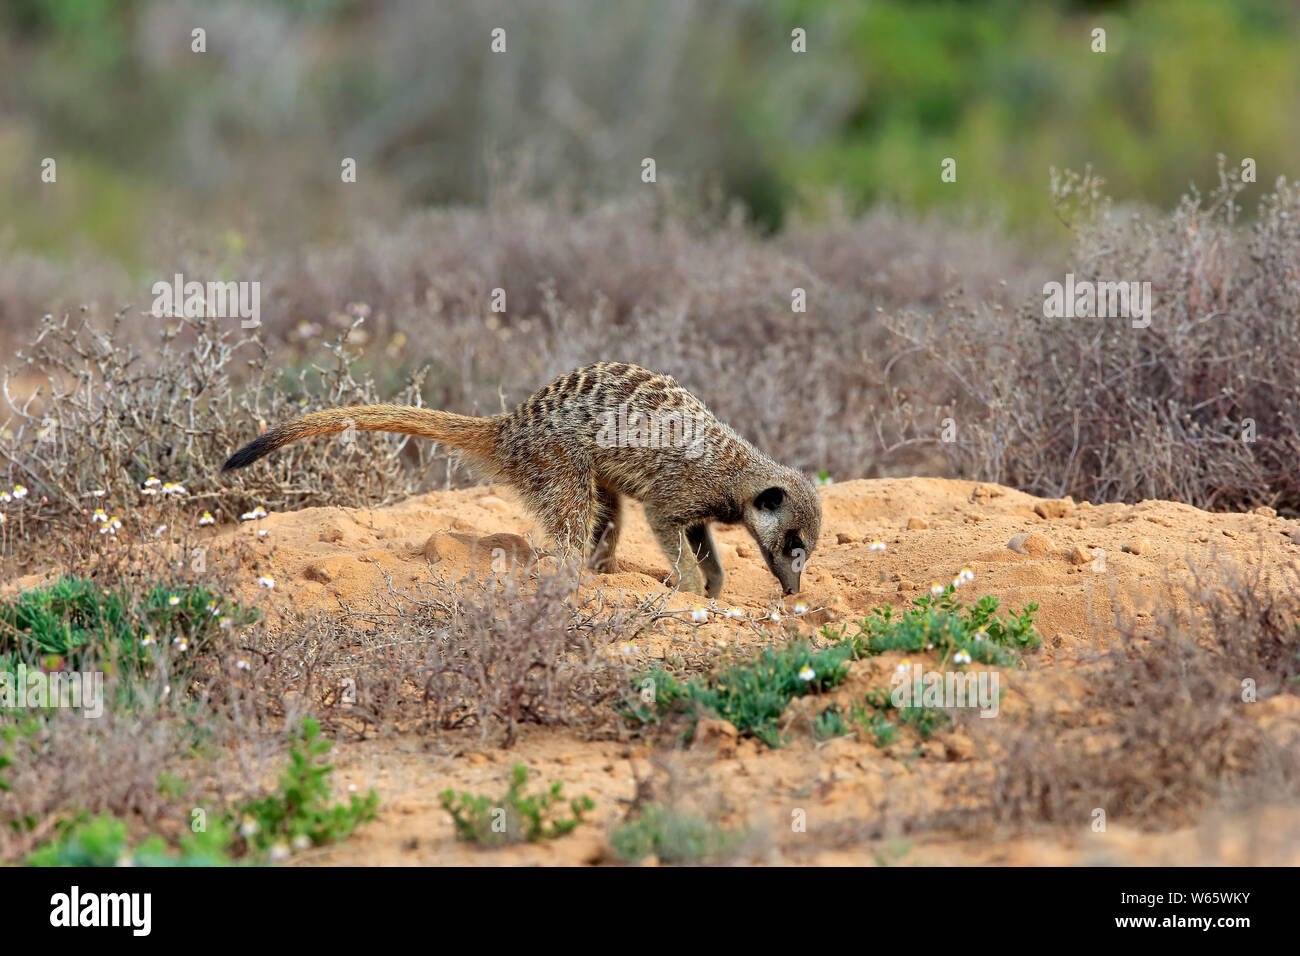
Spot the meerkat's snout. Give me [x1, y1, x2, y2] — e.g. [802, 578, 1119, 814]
[745, 479, 821, 596]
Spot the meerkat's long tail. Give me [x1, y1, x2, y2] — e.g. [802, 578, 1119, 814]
[221, 404, 501, 472]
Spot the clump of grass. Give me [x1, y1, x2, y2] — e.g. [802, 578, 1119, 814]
[440, 764, 593, 847]
[0, 575, 256, 680]
[842, 584, 1040, 667]
[609, 803, 746, 865]
[624, 636, 859, 747]
[853, 688, 953, 748]
[24, 717, 376, 866]
[626, 589, 1036, 749]
[811, 704, 850, 742]
[28, 813, 233, 867]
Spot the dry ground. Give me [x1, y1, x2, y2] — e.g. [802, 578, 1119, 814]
[111, 475, 1299, 866]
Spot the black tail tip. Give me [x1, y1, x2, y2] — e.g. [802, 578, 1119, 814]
[221, 436, 272, 472]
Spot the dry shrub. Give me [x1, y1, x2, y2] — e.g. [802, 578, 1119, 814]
[248, 563, 662, 745]
[986, 558, 1300, 831]
[900, 160, 1300, 513]
[0, 309, 435, 569]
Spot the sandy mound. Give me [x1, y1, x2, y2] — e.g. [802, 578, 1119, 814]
[218, 476, 1300, 654]
[176, 476, 1300, 865]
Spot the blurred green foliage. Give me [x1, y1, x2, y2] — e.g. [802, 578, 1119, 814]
[1, 0, 1297, 260]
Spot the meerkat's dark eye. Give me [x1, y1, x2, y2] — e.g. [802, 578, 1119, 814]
[755, 487, 785, 511]
[784, 532, 804, 555]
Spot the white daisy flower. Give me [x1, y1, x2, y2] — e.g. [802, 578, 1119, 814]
[797, 666, 816, 682]
[257, 576, 275, 589]
[690, 606, 708, 623]
[198, 512, 215, 526]
[869, 540, 887, 552]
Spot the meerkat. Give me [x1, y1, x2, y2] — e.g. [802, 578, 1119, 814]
[222, 362, 821, 598]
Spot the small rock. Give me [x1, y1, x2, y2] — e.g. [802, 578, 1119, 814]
[1008, 532, 1054, 556]
[736, 545, 754, 559]
[1254, 506, 1277, 518]
[1069, 545, 1092, 566]
[944, 733, 974, 761]
[1222, 528, 1238, 539]
[907, 516, 929, 530]
[1033, 497, 1074, 520]
[836, 532, 859, 545]
[302, 563, 333, 583]
[1122, 537, 1153, 555]
[693, 717, 739, 757]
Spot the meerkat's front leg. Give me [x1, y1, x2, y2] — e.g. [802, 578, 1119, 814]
[685, 524, 724, 598]
[644, 506, 707, 596]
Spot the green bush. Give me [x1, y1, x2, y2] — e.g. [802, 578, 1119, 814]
[846, 585, 1040, 667]
[625, 637, 860, 747]
[610, 804, 745, 865]
[440, 764, 593, 847]
[234, 718, 378, 856]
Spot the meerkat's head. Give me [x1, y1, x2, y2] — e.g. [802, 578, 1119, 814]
[741, 468, 822, 595]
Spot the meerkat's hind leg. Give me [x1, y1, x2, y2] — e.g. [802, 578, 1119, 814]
[686, 524, 724, 599]
[588, 487, 622, 573]
[512, 457, 597, 569]
[644, 506, 706, 596]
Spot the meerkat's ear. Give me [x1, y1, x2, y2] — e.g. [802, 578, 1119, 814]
[754, 486, 786, 511]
